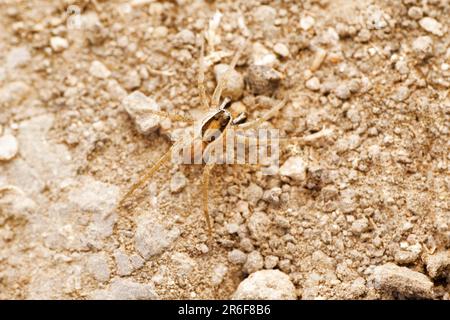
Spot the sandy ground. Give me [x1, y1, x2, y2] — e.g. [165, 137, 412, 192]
[0, 0, 449, 299]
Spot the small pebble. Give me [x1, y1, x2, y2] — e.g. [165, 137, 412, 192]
[228, 249, 247, 264]
[264, 255, 279, 269]
[392, 86, 410, 102]
[300, 16, 315, 31]
[214, 64, 244, 100]
[419, 17, 444, 36]
[50, 37, 69, 52]
[351, 217, 369, 234]
[172, 29, 196, 46]
[243, 250, 264, 274]
[89, 60, 111, 79]
[373, 263, 433, 298]
[170, 171, 187, 193]
[407, 7, 423, 20]
[113, 249, 133, 276]
[87, 253, 111, 282]
[245, 183, 263, 206]
[426, 251, 450, 279]
[123, 91, 162, 134]
[6, 47, 31, 69]
[123, 69, 142, 90]
[334, 83, 351, 100]
[245, 64, 282, 96]
[305, 77, 321, 91]
[412, 36, 434, 59]
[225, 223, 239, 234]
[279, 156, 307, 181]
[0, 134, 19, 161]
[273, 43, 289, 58]
[211, 264, 228, 285]
[232, 270, 296, 300]
[394, 249, 419, 265]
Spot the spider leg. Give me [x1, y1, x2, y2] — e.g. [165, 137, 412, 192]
[137, 109, 194, 124]
[211, 39, 248, 109]
[198, 35, 210, 110]
[201, 163, 215, 245]
[237, 96, 288, 130]
[235, 127, 333, 146]
[118, 143, 176, 208]
[279, 128, 334, 146]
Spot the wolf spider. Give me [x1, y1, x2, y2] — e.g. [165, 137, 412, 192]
[119, 35, 332, 244]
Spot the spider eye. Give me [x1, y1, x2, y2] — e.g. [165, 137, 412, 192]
[222, 98, 232, 109]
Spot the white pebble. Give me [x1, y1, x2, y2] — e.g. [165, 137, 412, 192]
[419, 17, 444, 36]
[211, 264, 228, 285]
[334, 83, 351, 100]
[392, 86, 410, 102]
[228, 249, 247, 264]
[408, 7, 423, 20]
[232, 270, 297, 300]
[264, 255, 279, 269]
[300, 16, 315, 31]
[6, 47, 31, 69]
[214, 64, 244, 100]
[89, 60, 111, 79]
[273, 43, 289, 58]
[243, 250, 264, 274]
[87, 253, 110, 282]
[305, 77, 320, 91]
[123, 91, 162, 134]
[0, 134, 19, 161]
[170, 171, 187, 193]
[50, 37, 69, 52]
[412, 36, 434, 58]
[279, 156, 307, 181]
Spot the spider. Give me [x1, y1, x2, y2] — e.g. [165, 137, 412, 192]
[119, 34, 332, 244]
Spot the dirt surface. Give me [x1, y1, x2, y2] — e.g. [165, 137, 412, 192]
[0, 0, 449, 300]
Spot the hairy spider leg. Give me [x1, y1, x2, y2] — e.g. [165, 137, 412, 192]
[119, 140, 183, 208]
[211, 39, 248, 109]
[198, 35, 210, 110]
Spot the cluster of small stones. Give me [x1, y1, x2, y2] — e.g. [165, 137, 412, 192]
[0, 0, 449, 300]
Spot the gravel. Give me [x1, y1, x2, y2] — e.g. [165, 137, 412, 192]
[1, 0, 449, 301]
